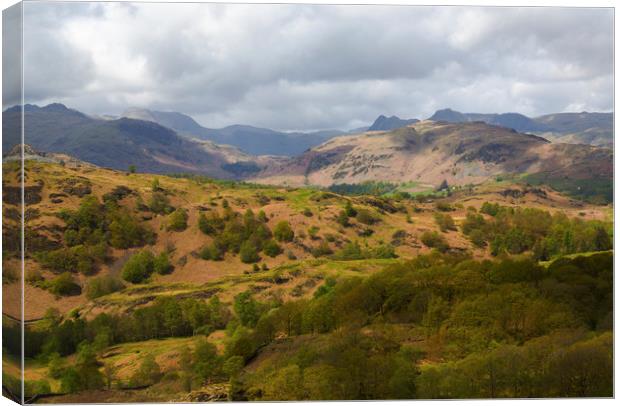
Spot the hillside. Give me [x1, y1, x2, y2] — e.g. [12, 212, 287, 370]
[2, 104, 276, 178]
[2, 153, 612, 401]
[255, 121, 613, 197]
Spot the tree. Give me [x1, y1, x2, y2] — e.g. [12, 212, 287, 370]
[593, 227, 612, 251]
[128, 165, 136, 174]
[179, 346, 194, 392]
[103, 362, 117, 390]
[60, 367, 82, 393]
[273, 221, 294, 242]
[75, 343, 104, 390]
[223, 355, 244, 379]
[47, 352, 67, 379]
[193, 340, 222, 384]
[234, 291, 262, 327]
[240, 241, 260, 263]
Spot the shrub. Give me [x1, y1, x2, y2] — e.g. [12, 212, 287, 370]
[240, 241, 260, 263]
[109, 210, 151, 249]
[85, 275, 124, 299]
[168, 208, 188, 232]
[47, 272, 81, 296]
[308, 226, 320, 240]
[336, 210, 350, 227]
[263, 240, 282, 257]
[154, 252, 173, 275]
[130, 354, 162, 387]
[372, 244, 397, 259]
[311, 241, 333, 258]
[355, 208, 379, 225]
[121, 250, 155, 283]
[435, 202, 454, 212]
[273, 221, 294, 242]
[200, 243, 224, 261]
[434, 212, 456, 232]
[469, 229, 487, 248]
[198, 212, 215, 235]
[420, 231, 449, 252]
[258, 210, 268, 222]
[149, 192, 172, 214]
[302, 208, 313, 217]
[344, 201, 357, 217]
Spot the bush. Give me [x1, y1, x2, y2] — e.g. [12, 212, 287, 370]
[263, 240, 282, 257]
[109, 210, 151, 249]
[130, 354, 162, 387]
[311, 241, 333, 258]
[435, 202, 454, 212]
[86, 275, 124, 299]
[434, 212, 456, 232]
[273, 221, 294, 242]
[469, 229, 486, 248]
[121, 250, 155, 283]
[302, 208, 313, 217]
[420, 231, 449, 252]
[355, 209, 378, 225]
[168, 208, 188, 232]
[336, 210, 350, 227]
[344, 201, 357, 217]
[154, 252, 173, 275]
[47, 272, 81, 296]
[149, 192, 172, 214]
[240, 241, 260, 263]
[200, 243, 224, 261]
[198, 212, 214, 235]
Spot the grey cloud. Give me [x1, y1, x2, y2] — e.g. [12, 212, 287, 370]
[14, 3, 614, 131]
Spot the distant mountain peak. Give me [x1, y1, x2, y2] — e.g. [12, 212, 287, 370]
[429, 108, 468, 123]
[368, 115, 419, 131]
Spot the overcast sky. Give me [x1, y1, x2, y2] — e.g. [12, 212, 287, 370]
[5, 2, 614, 131]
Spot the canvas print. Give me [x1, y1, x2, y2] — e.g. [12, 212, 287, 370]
[2, 1, 614, 403]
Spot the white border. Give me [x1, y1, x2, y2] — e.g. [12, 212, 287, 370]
[0, 1, 616, 406]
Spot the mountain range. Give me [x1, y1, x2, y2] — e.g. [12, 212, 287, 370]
[429, 108, 613, 147]
[2, 103, 613, 192]
[256, 120, 612, 189]
[122, 107, 347, 156]
[2, 104, 279, 178]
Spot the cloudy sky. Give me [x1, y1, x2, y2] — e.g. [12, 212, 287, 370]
[5, 2, 614, 131]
